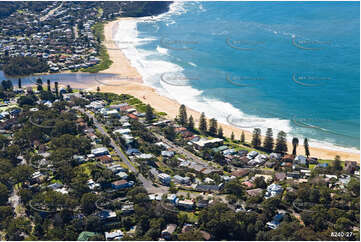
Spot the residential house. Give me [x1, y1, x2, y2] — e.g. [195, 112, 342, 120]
[266, 213, 284, 230]
[231, 169, 250, 177]
[167, 194, 178, 204]
[158, 173, 171, 185]
[247, 151, 258, 160]
[105, 230, 123, 241]
[265, 183, 283, 198]
[274, 172, 286, 182]
[161, 224, 177, 240]
[177, 200, 194, 210]
[111, 180, 134, 189]
[246, 188, 264, 197]
[115, 171, 128, 180]
[161, 151, 175, 158]
[96, 210, 117, 221]
[294, 155, 307, 165]
[173, 175, 191, 185]
[77, 231, 97, 241]
[91, 147, 109, 157]
[345, 161, 358, 174]
[192, 138, 224, 150]
[287, 171, 301, 179]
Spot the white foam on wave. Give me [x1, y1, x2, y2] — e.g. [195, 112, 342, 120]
[156, 45, 168, 55]
[188, 62, 197, 67]
[113, 3, 360, 154]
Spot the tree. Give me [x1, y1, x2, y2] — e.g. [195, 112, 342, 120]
[332, 155, 342, 171]
[209, 118, 218, 136]
[96, 86, 100, 92]
[187, 115, 194, 130]
[47, 79, 51, 92]
[0, 182, 9, 205]
[55, 82, 59, 97]
[304, 138, 310, 158]
[292, 137, 299, 156]
[254, 176, 267, 189]
[217, 127, 223, 138]
[178, 104, 187, 126]
[240, 131, 245, 143]
[251, 128, 261, 148]
[81, 193, 98, 215]
[199, 112, 207, 133]
[18, 78, 22, 89]
[178, 230, 204, 240]
[35, 78, 43, 91]
[145, 104, 153, 123]
[275, 131, 287, 154]
[164, 126, 176, 141]
[224, 179, 244, 197]
[263, 128, 274, 152]
[66, 84, 72, 93]
[230, 132, 235, 141]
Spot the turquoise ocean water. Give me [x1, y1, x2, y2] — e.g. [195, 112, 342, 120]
[115, 1, 360, 152]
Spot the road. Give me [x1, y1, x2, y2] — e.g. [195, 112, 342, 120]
[40, 2, 63, 22]
[8, 188, 25, 218]
[152, 132, 220, 171]
[80, 109, 168, 194]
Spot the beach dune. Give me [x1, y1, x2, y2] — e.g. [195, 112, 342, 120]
[84, 18, 360, 162]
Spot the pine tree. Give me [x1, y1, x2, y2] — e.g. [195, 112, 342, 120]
[187, 115, 194, 130]
[304, 138, 310, 158]
[145, 104, 153, 123]
[263, 128, 274, 152]
[165, 126, 176, 141]
[96, 86, 100, 92]
[47, 79, 51, 92]
[333, 155, 342, 171]
[55, 82, 59, 97]
[292, 137, 299, 156]
[18, 78, 22, 89]
[36, 78, 43, 91]
[217, 127, 223, 138]
[66, 84, 72, 93]
[199, 112, 207, 133]
[275, 131, 287, 154]
[178, 104, 187, 126]
[230, 132, 235, 141]
[240, 131, 245, 143]
[251, 128, 261, 148]
[209, 118, 218, 136]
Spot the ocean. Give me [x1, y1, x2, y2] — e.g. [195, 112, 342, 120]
[114, 1, 360, 152]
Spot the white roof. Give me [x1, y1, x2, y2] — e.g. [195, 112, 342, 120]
[192, 138, 223, 147]
[114, 128, 131, 135]
[91, 147, 108, 154]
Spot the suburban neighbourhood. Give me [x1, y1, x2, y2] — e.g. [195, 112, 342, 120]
[0, 77, 359, 240]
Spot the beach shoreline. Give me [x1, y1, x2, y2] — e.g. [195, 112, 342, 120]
[82, 18, 360, 162]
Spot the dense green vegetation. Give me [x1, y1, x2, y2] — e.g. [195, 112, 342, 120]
[2, 56, 49, 76]
[81, 22, 113, 73]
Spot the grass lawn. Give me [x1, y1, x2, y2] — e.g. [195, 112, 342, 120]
[78, 162, 97, 177]
[318, 159, 344, 167]
[50, 179, 62, 184]
[179, 211, 199, 223]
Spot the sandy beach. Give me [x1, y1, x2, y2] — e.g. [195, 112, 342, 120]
[83, 18, 359, 162]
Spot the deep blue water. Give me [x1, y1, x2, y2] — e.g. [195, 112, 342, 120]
[118, 1, 359, 151]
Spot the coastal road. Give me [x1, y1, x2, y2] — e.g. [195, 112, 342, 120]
[79, 108, 168, 194]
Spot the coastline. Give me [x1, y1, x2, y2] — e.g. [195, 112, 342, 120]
[84, 18, 359, 162]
